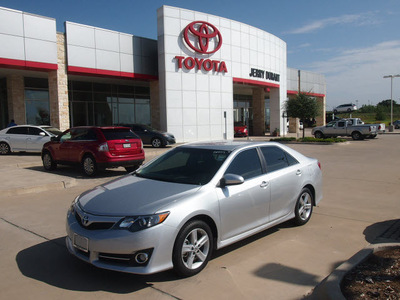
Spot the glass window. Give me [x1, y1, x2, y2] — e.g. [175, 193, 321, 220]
[28, 127, 45, 136]
[70, 128, 97, 141]
[26, 99, 50, 125]
[136, 148, 230, 185]
[225, 148, 262, 180]
[260, 146, 294, 173]
[7, 126, 29, 135]
[101, 128, 139, 140]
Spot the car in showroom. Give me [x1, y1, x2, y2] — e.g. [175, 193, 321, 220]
[0, 125, 62, 155]
[118, 124, 175, 148]
[333, 103, 358, 114]
[65, 141, 322, 276]
[42, 126, 145, 176]
[234, 122, 248, 137]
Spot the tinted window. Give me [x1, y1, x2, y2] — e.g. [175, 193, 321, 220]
[7, 127, 29, 135]
[28, 127, 45, 136]
[260, 146, 297, 173]
[338, 121, 345, 127]
[101, 129, 139, 140]
[225, 148, 263, 180]
[70, 128, 97, 141]
[136, 148, 230, 185]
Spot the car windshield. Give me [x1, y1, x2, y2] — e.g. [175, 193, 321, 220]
[136, 147, 231, 185]
[43, 127, 62, 136]
[101, 129, 139, 140]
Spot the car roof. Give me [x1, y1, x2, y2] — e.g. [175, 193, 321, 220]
[180, 140, 284, 152]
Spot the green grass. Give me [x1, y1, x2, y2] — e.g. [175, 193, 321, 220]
[271, 137, 347, 143]
[332, 112, 400, 125]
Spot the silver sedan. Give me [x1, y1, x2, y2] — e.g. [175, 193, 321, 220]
[66, 141, 322, 276]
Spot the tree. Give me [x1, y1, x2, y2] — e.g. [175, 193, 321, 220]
[284, 93, 321, 138]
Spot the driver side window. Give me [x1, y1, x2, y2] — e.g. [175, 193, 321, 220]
[225, 148, 262, 180]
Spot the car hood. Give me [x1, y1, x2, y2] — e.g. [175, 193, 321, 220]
[77, 174, 200, 216]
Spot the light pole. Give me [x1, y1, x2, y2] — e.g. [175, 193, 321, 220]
[383, 74, 400, 129]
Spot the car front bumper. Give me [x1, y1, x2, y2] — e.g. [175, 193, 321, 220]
[66, 209, 177, 274]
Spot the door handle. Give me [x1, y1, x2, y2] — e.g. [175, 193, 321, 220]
[260, 181, 269, 188]
[296, 170, 302, 176]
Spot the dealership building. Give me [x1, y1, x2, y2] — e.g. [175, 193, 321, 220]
[0, 5, 326, 142]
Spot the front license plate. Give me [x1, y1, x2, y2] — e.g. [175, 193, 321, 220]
[73, 233, 89, 252]
[123, 143, 131, 148]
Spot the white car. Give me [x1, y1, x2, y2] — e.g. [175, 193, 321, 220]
[66, 141, 323, 276]
[333, 103, 357, 113]
[0, 125, 61, 154]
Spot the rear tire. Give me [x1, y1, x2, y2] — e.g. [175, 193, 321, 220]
[82, 155, 97, 176]
[151, 138, 163, 148]
[351, 131, 363, 140]
[0, 142, 11, 155]
[314, 131, 324, 139]
[125, 165, 140, 173]
[293, 188, 313, 226]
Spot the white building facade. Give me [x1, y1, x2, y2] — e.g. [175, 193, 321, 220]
[0, 5, 326, 141]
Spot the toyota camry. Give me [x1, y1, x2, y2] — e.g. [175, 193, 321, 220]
[66, 141, 322, 277]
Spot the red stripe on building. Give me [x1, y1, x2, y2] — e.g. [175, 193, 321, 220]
[68, 66, 158, 81]
[233, 77, 280, 88]
[287, 90, 325, 97]
[0, 57, 57, 71]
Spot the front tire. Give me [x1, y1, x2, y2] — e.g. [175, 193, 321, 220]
[172, 220, 213, 277]
[42, 152, 57, 170]
[82, 155, 97, 176]
[0, 142, 11, 155]
[293, 188, 313, 226]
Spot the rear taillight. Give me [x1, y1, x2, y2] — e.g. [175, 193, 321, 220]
[318, 161, 321, 170]
[98, 142, 109, 152]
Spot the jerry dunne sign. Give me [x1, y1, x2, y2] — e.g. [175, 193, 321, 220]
[249, 68, 280, 82]
[175, 21, 228, 74]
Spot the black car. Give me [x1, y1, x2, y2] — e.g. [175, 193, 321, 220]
[393, 120, 400, 129]
[118, 124, 176, 148]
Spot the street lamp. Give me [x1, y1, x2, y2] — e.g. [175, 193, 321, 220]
[383, 74, 400, 129]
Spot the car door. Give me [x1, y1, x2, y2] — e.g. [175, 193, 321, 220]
[260, 146, 303, 222]
[26, 127, 50, 152]
[217, 148, 271, 241]
[132, 125, 151, 144]
[5, 126, 29, 151]
[56, 130, 73, 161]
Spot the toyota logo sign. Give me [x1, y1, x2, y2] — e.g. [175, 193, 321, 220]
[184, 21, 223, 54]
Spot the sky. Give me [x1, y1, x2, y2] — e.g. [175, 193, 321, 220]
[1, 0, 400, 109]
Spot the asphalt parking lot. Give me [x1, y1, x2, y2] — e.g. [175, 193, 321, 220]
[1, 134, 399, 299]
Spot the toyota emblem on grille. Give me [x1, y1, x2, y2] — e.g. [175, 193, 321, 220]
[82, 215, 90, 226]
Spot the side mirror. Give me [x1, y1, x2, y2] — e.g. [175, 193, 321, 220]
[39, 132, 46, 136]
[219, 173, 244, 188]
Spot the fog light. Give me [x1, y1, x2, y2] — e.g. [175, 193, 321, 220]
[135, 252, 149, 264]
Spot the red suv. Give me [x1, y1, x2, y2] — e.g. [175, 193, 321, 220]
[42, 126, 145, 176]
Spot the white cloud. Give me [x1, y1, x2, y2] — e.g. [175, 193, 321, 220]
[285, 12, 379, 34]
[305, 41, 400, 107]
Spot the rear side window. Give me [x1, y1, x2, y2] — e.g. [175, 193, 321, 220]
[7, 127, 29, 134]
[70, 128, 97, 141]
[225, 148, 262, 180]
[260, 146, 298, 173]
[101, 129, 139, 140]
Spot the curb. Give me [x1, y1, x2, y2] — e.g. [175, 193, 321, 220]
[311, 243, 400, 299]
[2, 179, 77, 197]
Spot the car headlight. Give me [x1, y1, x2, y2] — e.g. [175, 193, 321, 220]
[69, 196, 79, 215]
[118, 212, 169, 232]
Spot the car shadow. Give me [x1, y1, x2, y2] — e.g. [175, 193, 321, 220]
[16, 237, 180, 293]
[24, 165, 128, 180]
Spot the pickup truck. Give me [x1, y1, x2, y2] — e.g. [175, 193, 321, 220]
[312, 119, 378, 140]
[346, 118, 385, 137]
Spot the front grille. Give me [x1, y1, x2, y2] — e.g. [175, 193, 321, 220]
[75, 212, 116, 230]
